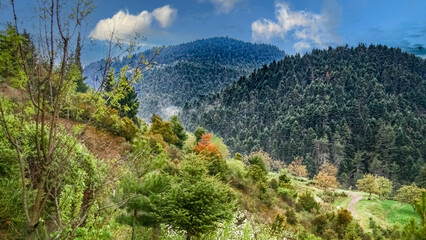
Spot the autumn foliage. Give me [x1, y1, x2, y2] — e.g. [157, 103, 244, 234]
[288, 157, 308, 177]
[194, 133, 221, 158]
[314, 161, 339, 189]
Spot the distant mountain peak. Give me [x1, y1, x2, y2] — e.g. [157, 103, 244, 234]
[84, 37, 285, 120]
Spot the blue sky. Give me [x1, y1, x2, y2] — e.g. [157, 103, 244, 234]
[3, 0, 426, 64]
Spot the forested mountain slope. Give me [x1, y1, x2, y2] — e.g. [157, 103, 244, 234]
[182, 44, 426, 186]
[84, 37, 285, 119]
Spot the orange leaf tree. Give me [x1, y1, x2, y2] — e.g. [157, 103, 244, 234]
[288, 157, 308, 178]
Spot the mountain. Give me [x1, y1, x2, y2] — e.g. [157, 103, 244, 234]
[84, 37, 285, 120]
[181, 44, 426, 186]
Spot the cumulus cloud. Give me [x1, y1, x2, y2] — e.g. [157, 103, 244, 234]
[152, 5, 177, 28]
[90, 5, 177, 41]
[252, 2, 340, 52]
[200, 0, 242, 14]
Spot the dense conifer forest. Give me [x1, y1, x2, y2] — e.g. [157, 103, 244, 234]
[0, 1, 425, 239]
[84, 37, 285, 119]
[182, 45, 426, 187]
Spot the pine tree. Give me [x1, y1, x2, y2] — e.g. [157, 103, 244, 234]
[170, 115, 187, 149]
[74, 32, 89, 93]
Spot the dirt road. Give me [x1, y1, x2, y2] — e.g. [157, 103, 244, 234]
[347, 193, 363, 219]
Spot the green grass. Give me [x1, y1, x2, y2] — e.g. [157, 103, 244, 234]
[356, 198, 421, 229]
[333, 196, 351, 208]
[381, 200, 421, 226]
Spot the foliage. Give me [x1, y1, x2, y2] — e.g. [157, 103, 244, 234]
[278, 170, 292, 186]
[298, 192, 319, 212]
[415, 164, 426, 188]
[85, 37, 285, 120]
[314, 161, 339, 189]
[314, 171, 339, 189]
[103, 67, 141, 121]
[335, 208, 353, 238]
[413, 190, 426, 227]
[183, 44, 426, 184]
[248, 155, 267, 173]
[0, 25, 24, 81]
[285, 208, 298, 225]
[376, 176, 393, 199]
[210, 133, 230, 159]
[161, 155, 236, 238]
[395, 183, 424, 208]
[194, 126, 206, 143]
[170, 115, 187, 149]
[248, 165, 267, 183]
[288, 157, 308, 177]
[270, 214, 286, 236]
[149, 114, 180, 146]
[357, 174, 381, 199]
[194, 133, 228, 179]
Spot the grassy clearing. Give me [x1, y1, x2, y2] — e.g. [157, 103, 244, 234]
[334, 196, 351, 208]
[381, 200, 421, 226]
[355, 198, 421, 229]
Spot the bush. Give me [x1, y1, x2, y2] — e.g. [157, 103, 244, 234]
[269, 178, 279, 190]
[279, 170, 292, 186]
[248, 164, 267, 183]
[226, 159, 249, 190]
[285, 208, 298, 225]
[322, 229, 338, 240]
[322, 191, 338, 203]
[271, 214, 286, 236]
[248, 155, 267, 173]
[278, 187, 297, 203]
[298, 192, 319, 212]
[312, 214, 328, 234]
[334, 208, 353, 238]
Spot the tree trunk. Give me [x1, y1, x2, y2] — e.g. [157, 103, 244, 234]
[25, 223, 37, 240]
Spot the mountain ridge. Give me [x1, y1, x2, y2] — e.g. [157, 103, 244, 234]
[181, 44, 426, 186]
[84, 37, 285, 119]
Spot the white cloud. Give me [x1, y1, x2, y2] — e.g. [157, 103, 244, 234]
[152, 5, 177, 28]
[252, 2, 339, 52]
[293, 41, 311, 52]
[200, 0, 242, 14]
[90, 5, 177, 41]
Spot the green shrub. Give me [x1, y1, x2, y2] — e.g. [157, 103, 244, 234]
[278, 187, 297, 203]
[226, 159, 249, 190]
[278, 170, 292, 186]
[248, 164, 267, 183]
[298, 192, 319, 212]
[271, 214, 286, 236]
[312, 214, 328, 234]
[269, 178, 279, 190]
[285, 208, 298, 225]
[248, 155, 267, 173]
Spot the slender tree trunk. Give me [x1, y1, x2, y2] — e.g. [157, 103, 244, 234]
[26, 227, 36, 240]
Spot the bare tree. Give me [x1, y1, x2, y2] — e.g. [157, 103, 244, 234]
[0, 0, 160, 238]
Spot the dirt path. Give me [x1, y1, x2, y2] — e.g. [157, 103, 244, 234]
[347, 193, 363, 219]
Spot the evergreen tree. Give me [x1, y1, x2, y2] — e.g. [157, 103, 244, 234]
[74, 32, 89, 93]
[170, 115, 187, 149]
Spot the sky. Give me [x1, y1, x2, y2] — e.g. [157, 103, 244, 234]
[3, 0, 426, 64]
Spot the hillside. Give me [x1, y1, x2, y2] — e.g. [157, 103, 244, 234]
[84, 37, 285, 119]
[182, 44, 426, 186]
